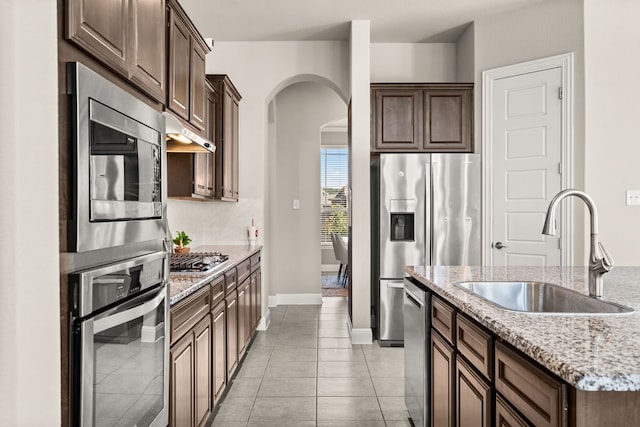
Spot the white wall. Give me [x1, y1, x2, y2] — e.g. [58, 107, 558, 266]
[172, 41, 350, 306]
[370, 43, 456, 82]
[456, 23, 475, 83]
[584, 0, 640, 265]
[472, 0, 587, 263]
[349, 21, 372, 341]
[0, 0, 60, 425]
[271, 82, 346, 295]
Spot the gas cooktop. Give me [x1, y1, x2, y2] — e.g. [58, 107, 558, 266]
[169, 252, 229, 273]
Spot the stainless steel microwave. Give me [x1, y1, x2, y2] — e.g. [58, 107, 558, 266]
[68, 63, 167, 252]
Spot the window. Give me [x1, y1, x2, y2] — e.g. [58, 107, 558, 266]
[321, 147, 348, 244]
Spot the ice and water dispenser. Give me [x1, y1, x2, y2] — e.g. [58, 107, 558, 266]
[389, 199, 415, 242]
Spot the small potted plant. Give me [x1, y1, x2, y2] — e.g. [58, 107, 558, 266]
[173, 231, 192, 253]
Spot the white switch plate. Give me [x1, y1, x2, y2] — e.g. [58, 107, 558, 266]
[293, 199, 300, 209]
[626, 190, 640, 206]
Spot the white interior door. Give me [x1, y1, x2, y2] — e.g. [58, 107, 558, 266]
[490, 67, 563, 267]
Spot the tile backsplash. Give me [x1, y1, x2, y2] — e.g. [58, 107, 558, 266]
[167, 198, 263, 247]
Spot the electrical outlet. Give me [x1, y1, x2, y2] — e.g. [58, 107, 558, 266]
[626, 190, 640, 206]
[293, 199, 300, 209]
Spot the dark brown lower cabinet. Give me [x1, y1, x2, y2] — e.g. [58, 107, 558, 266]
[456, 356, 491, 427]
[170, 314, 211, 427]
[170, 332, 193, 427]
[496, 395, 531, 427]
[237, 280, 249, 359]
[495, 342, 567, 427]
[432, 330, 455, 427]
[226, 290, 238, 379]
[251, 267, 262, 330]
[211, 301, 226, 406]
[170, 252, 261, 426]
[194, 316, 212, 427]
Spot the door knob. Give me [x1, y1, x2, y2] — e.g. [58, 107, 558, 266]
[494, 241, 508, 250]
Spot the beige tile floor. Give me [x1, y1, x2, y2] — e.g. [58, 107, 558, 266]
[207, 297, 410, 427]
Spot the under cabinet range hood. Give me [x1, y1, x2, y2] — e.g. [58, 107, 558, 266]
[164, 111, 215, 153]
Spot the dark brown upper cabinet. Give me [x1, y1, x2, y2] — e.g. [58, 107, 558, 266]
[167, 0, 209, 132]
[371, 83, 473, 153]
[207, 75, 242, 201]
[66, 0, 166, 103]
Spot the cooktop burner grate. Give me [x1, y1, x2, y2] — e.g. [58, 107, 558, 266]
[170, 252, 229, 272]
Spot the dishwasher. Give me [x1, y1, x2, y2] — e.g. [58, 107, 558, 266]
[403, 277, 430, 427]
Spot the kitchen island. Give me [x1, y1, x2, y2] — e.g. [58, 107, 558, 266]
[406, 265, 640, 427]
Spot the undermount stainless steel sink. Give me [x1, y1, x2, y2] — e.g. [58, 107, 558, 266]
[455, 281, 634, 314]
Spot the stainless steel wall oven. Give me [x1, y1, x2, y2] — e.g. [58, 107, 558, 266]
[68, 62, 167, 253]
[71, 251, 169, 427]
[66, 62, 170, 427]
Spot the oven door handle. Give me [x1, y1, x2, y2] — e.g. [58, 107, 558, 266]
[93, 287, 166, 334]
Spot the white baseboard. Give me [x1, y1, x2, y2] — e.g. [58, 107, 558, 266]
[347, 320, 373, 344]
[256, 309, 270, 331]
[141, 324, 164, 343]
[268, 293, 323, 306]
[321, 264, 340, 273]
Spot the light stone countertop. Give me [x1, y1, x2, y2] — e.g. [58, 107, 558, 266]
[406, 265, 640, 391]
[169, 244, 262, 305]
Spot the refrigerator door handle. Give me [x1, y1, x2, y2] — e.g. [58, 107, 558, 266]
[425, 161, 431, 266]
[386, 281, 405, 289]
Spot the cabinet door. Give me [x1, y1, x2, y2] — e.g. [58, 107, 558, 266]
[211, 302, 227, 406]
[496, 395, 532, 427]
[66, 0, 128, 75]
[372, 89, 423, 151]
[423, 88, 472, 152]
[190, 43, 207, 131]
[243, 280, 252, 345]
[231, 96, 240, 199]
[222, 89, 235, 199]
[193, 153, 213, 198]
[237, 280, 249, 359]
[168, 6, 191, 120]
[250, 268, 261, 331]
[170, 333, 194, 427]
[129, 0, 166, 102]
[456, 357, 491, 427]
[225, 291, 238, 378]
[194, 315, 211, 427]
[432, 330, 455, 427]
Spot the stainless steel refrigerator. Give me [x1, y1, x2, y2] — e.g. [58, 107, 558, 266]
[372, 153, 481, 345]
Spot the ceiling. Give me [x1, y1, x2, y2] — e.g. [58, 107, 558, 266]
[179, 0, 548, 43]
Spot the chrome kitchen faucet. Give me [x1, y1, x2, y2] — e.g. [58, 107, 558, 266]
[542, 189, 614, 298]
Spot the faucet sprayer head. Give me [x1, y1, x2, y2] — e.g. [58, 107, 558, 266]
[542, 213, 557, 235]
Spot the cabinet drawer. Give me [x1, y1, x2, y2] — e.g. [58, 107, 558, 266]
[432, 295, 456, 345]
[237, 258, 251, 284]
[457, 314, 493, 380]
[224, 268, 237, 295]
[495, 342, 568, 427]
[210, 275, 225, 308]
[250, 252, 261, 272]
[496, 395, 532, 427]
[170, 285, 210, 345]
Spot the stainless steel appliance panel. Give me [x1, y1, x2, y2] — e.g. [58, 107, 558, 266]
[72, 251, 169, 427]
[431, 154, 481, 265]
[378, 279, 406, 342]
[379, 153, 431, 278]
[403, 278, 429, 427]
[69, 62, 167, 253]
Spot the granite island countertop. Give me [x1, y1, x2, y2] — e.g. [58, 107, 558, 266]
[406, 265, 640, 391]
[169, 244, 262, 305]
